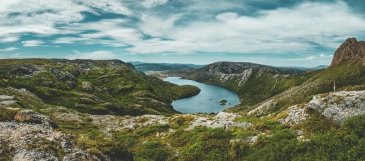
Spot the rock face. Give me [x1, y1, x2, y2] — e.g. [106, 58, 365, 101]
[307, 91, 365, 124]
[188, 112, 252, 130]
[0, 94, 16, 106]
[14, 109, 55, 127]
[0, 109, 101, 161]
[331, 38, 365, 66]
[279, 104, 309, 126]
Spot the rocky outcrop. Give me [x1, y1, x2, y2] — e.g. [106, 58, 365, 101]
[279, 104, 309, 126]
[81, 81, 93, 91]
[188, 112, 252, 130]
[0, 94, 16, 106]
[14, 109, 56, 128]
[307, 91, 365, 124]
[331, 38, 365, 66]
[0, 109, 101, 161]
[277, 90, 365, 125]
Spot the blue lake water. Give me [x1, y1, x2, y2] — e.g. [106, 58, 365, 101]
[163, 77, 241, 113]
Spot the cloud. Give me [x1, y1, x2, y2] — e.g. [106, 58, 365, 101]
[22, 40, 44, 47]
[141, 0, 169, 8]
[0, 47, 18, 52]
[1, 0, 365, 66]
[0, 36, 19, 43]
[0, 0, 89, 36]
[75, 0, 132, 16]
[68, 51, 118, 60]
[129, 1, 365, 54]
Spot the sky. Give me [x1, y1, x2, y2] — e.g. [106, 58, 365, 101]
[1, 0, 365, 67]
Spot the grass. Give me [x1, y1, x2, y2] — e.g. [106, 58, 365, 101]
[0, 108, 19, 121]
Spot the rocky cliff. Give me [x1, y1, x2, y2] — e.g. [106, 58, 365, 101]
[331, 38, 365, 66]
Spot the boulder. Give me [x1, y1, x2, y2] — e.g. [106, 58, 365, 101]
[307, 91, 365, 124]
[14, 109, 56, 127]
[81, 82, 93, 91]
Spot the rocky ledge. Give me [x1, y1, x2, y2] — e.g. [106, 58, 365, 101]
[279, 90, 365, 125]
[0, 109, 101, 161]
[307, 91, 365, 123]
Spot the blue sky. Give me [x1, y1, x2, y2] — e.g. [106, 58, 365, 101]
[1, 0, 365, 67]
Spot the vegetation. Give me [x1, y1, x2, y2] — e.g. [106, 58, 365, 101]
[220, 99, 228, 106]
[0, 108, 19, 121]
[0, 141, 15, 161]
[0, 59, 200, 116]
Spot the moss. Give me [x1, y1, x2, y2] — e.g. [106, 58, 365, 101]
[26, 138, 65, 160]
[170, 115, 195, 129]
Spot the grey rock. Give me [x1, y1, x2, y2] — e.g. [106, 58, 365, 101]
[279, 105, 309, 126]
[308, 90, 365, 124]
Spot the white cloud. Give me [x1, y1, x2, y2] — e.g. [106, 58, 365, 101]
[306, 56, 316, 60]
[0, 47, 18, 52]
[76, 0, 132, 16]
[0, 36, 19, 43]
[130, 1, 365, 54]
[216, 12, 239, 22]
[22, 40, 44, 47]
[68, 51, 118, 60]
[0, 0, 89, 36]
[141, 0, 169, 8]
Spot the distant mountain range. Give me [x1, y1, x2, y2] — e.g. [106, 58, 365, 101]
[129, 62, 203, 72]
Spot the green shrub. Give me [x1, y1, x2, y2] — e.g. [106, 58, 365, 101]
[343, 115, 365, 137]
[135, 140, 171, 161]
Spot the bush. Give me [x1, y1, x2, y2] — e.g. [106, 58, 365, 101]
[343, 115, 365, 137]
[135, 140, 171, 161]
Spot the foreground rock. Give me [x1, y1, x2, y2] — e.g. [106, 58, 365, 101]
[188, 112, 252, 130]
[278, 90, 365, 125]
[279, 104, 309, 126]
[0, 109, 101, 161]
[307, 91, 365, 124]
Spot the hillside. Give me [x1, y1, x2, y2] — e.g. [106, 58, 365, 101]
[169, 61, 313, 106]
[0, 59, 200, 116]
[243, 38, 365, 116]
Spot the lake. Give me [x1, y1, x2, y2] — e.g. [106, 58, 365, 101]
[163, 77, 241, 113]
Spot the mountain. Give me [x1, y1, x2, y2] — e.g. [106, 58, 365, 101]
[242, 38, 365, 115]
[331, 38, 365, 66]
[0, 59, 200, 116]
[311, 65, 329, 70]
[130, 62, 203, 72]
[169, 38, 365, 116]
[169, 61, 312, 106]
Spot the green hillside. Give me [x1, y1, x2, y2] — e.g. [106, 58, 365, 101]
[0, 59, 200, 116]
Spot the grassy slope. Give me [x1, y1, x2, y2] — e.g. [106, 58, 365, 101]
[0, 59, 200, 116]
[246, 63, 365, 115]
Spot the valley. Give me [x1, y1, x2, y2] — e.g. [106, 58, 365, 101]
[1, 38, 365, 161]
